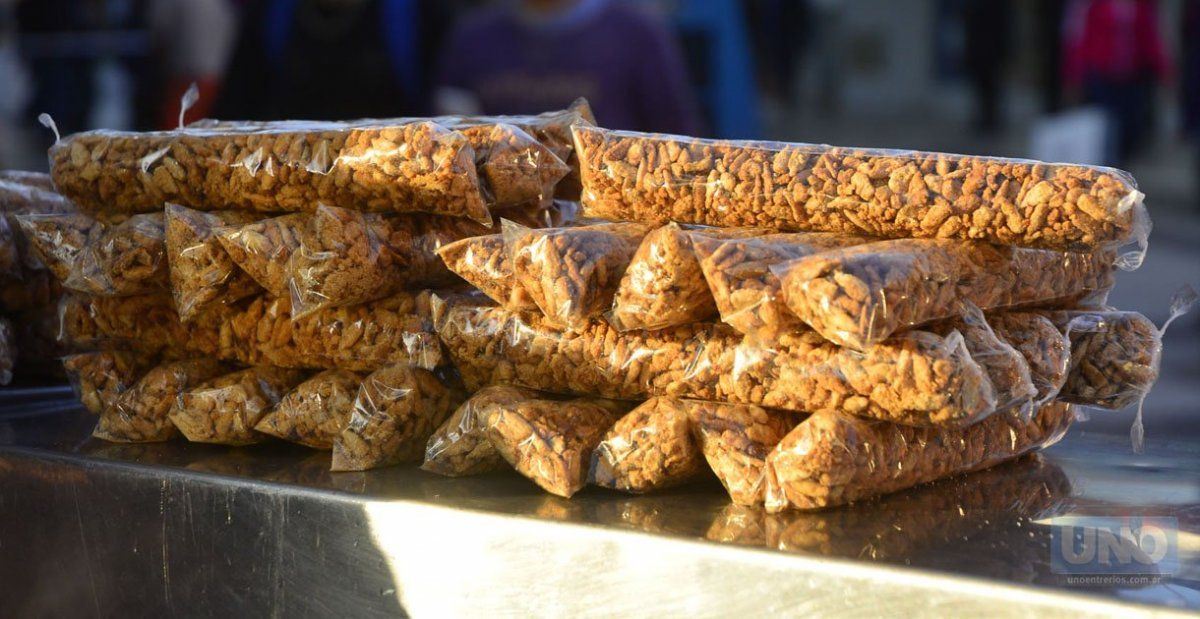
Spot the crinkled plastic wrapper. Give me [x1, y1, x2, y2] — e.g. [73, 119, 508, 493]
[63, 350, 155, 414]
[988, 312, 1071, 403]
[165, 204, 261, 321]
[254, 369, 363, 449]
[574, 125, 1149, 253]
[435, 300, 997, 427]
[689, 401, 802, 505]
[928, 310, 1035, 416]
[1038, 309, 1161, 409]
[608, 224, 763, 332]
[331, 364, 462, 471]
[227, 292, 442, 371]
[66, 212, 169, 296]
[93, 358, 227, 443]
[693, 232, 868, 341]
[452, 122, 569, 208]
[486, 395, 626, 498]
[50, 121, 492, 223]
[287, 204, 485, 316]
[422, 385, 542, 477]
[57, 293, 227, 358]
[589, 397, 710, 493]
[0, 317, 14, 385]
[436, 233, 537, 310]
[13, 212, 102, 283]
[216, 213, 308, 297]
[773, 238, 1115, 349]
[169, 366, 307, 445]
[763, 401, 1075, 511]
[505, 220, 648, 328]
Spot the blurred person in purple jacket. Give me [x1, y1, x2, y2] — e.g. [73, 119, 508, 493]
[435, 0, 701, 135]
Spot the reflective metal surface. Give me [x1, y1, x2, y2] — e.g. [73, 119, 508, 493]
[1, 399, 1197, 617]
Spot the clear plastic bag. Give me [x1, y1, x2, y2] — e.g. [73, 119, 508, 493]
[65, 212, 169, 296]
[165, 204, 261, 321]
[13, 212, 103, 283]
[589, 397, 710, 493]
[928, 310, 1035, 416]
[0, 317, 14, 385]
[692, 232, 867, 341]
[63, 350, 154, 414]
[0, 170, 55, 191]
[573, 124, 1149, 253]
[254, 369, 364, 449]
[50, 121, 492, 223]
[763, 401, 1075, 511]
[772, 238, 1116, 350]
[227, 292, 442, 371]
[287, 204, 486, 317]
[435, 299, 997, 426]
[169, 366, 307, 445]
[435, 234, 538, 310]
[215, 213, 308, 297]
[988, 311, 1071, 404]
[57, 293, 227, 359]
[422, 385, 542, 477]
[93, 358, 227, 443]
[486, 396, 626, 497]
[690, 401, 802, 505]
[1037, 310, 1161, 409]
[331, 364, 462, 471]
[505, 219, 648, 328]
[608, 224, 764, 332]
[453, 122, 569, 208]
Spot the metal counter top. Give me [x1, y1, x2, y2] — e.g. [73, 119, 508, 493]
[1, 390, 1197, 617]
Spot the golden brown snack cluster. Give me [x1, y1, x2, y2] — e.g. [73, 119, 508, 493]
[331, 364, 461, 471]
[435, 234, 537, 310]
[254, 369, 364, 449]
[67, 212, 169, 296]
[775, 238, 1115, 349]
[227, 293, 442, 371]
[1037, 309, 1161, 409]
[13, 212, 101, 282]
[165, 204, 260, 320]
[486, 396, 626, 497]
[216, 213, 308, 297]
[57, 293, 226, 358]
[574, 125, 1144, 251]
[288, 205, 485, 315]
[436, 301, 996, 427]
[454, 123, 569, 207]
[422, 385, 542, 477]
[589, 397, 710, 493]
[51, 121, 491, 222]
[693, 232, 867, 340]
[63, 350, 155, 414]
[506, 220, 648, 328]
[93, 358, 227, 443]
[763, 402, 1074, 511]
[988, 312, 1071, 402]
[170, 366, 307, 445]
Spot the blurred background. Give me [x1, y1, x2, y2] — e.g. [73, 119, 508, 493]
[0, 0, 1195, 438]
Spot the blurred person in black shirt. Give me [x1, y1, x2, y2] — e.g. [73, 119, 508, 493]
[215, 0, 452, 121]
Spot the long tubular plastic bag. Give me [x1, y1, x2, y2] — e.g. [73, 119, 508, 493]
[254, 369, 364, 449]
[589, 396, 711, 493]
[227, 292, 442, 371]
[57, 293, 228, 359]
[331, 364, 462, 471]
[93, 358, 228, 443]
[573, 125, 1148, 253]
[422, 385, 542, 477]
[763, 401, 1075, 512]
[773, 238, 1115, 350]
[287, 204, 486, 317]
[170, 366, 308, 445]
[165, 204, 261, 321]
[692, 232, 869, 341]
[485, 395, 627, 498]
[435, 299, 997, 427]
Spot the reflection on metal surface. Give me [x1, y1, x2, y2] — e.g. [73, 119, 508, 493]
[1, 406, 1198, 616]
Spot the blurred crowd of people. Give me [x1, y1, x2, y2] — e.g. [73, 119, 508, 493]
[1, 0, 1199, 172]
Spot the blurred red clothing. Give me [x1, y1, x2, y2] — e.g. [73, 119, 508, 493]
[1062, 0, 1172, 88]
